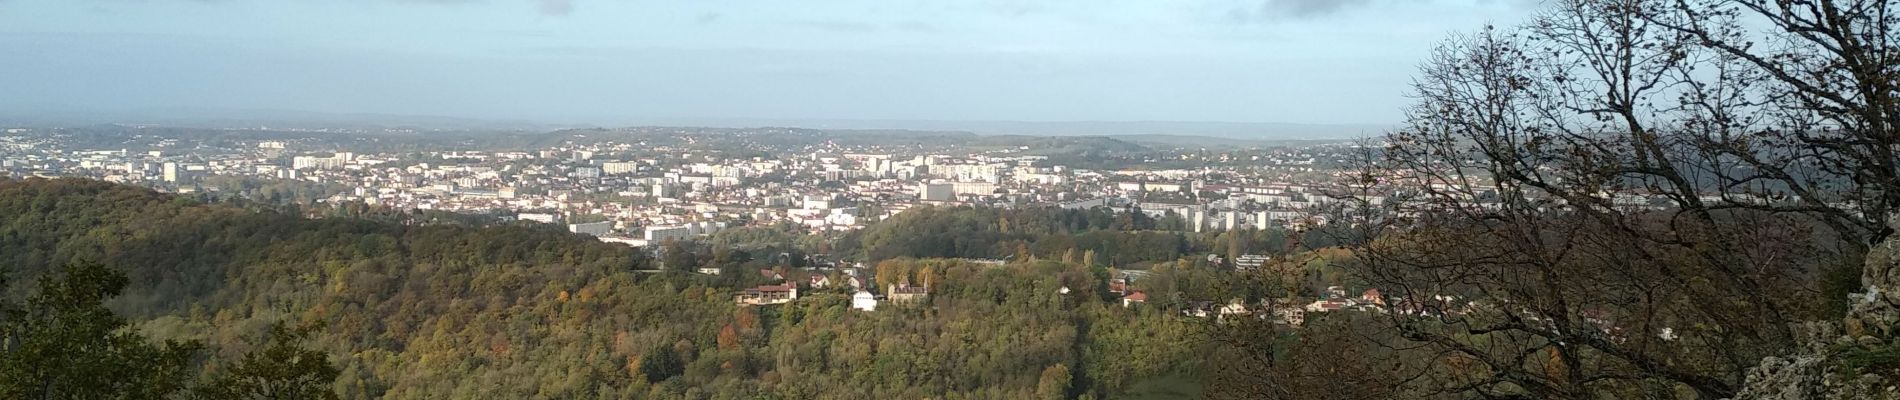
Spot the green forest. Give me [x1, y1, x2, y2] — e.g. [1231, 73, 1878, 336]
[0, 178, 1290, 399]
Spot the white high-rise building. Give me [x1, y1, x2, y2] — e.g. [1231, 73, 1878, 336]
[602, 162, 641, 175]
[161, 162, 185, 183]
[292, 153, 352, 170]
[644, 224, 695, 242]
[918, 182, 954, 202]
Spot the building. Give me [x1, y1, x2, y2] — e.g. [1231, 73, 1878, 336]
[1360, 288, 1386, 307]
[597, 236, 641, 246]
[852, 290, 878, 311]
[1122, 291, 1149, 308]
[568, 221, 613, 237]
[949, 181, 998, 196]
[737, 284, 798, 306]
[1217, 299, 1251, 318]
[518, 213, 558, 224]
[644, 224, 695, 242]
[160, 162, 192, 183]
[917, 182, 954, 202]
[1146, 182, 1185, 192]
[1235, 254, 1271, 270]
[802, 195, 835, 210]
[886, 283, 929, 304]
[1270, 299, 1308, 326]
[292, 153, 352, 170]
[602, 162, 641, 175]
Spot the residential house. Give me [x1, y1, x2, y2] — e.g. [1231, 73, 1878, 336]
[852, 290, 878, 311]
[1182, 301, 1216, 318]
[1360, 288, 1386, 307]
[1218, 299, 1251, 319]
[1270, 300, 1308, 326]
[737, 284, 799, 306]
[1122, 291, 1148, 308]
[1325, 285, 1348, 299]
[886, 283, 930, 304]
[1235, 254, 1271, 270]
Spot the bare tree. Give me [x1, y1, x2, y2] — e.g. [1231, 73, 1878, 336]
[1306, 0, 1900, 398]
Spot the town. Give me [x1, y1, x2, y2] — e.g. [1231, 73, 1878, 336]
[0, 125, 1375, 246]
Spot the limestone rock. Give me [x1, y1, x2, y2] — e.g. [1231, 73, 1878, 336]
[1730, 218, 1900, 400]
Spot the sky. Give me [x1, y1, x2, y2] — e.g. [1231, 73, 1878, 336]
[0, 0, 1538, 126]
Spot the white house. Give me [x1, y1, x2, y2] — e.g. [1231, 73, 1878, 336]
[852, 290, 878, 311]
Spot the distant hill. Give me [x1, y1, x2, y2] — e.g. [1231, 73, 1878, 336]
[550, 126, 1156, 156]
[0, 106, 1385, 142]
[965, 134, 1152, 155]
[1105, 134, 1353, 149]
[615, 117, 1391, 141]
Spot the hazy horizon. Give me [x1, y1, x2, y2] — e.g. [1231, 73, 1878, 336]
[0, 105, 1392, 140]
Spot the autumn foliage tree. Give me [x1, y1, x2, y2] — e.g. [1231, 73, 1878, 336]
[1258, 0, 1900, 398]
[0, 262, 340, 399]
[0, 262, 200, 400]
[195, 321, 341, 400]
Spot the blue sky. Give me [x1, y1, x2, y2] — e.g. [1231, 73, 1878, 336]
[0, 0, 1536, 125]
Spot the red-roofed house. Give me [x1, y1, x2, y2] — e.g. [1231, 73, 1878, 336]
[1361, 288, 1386, 306]
[1122, 291, 1149, 308]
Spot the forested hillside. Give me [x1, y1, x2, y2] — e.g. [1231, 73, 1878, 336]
[839, 205, 1356, 267]
[0, 178, 1212, 399]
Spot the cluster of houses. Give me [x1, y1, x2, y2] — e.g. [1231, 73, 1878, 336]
[724, 265, 1442, 333]
[727, 265, 1678, 344]
[1114, 278, 1389, 326]
[733, 267, 931, 312]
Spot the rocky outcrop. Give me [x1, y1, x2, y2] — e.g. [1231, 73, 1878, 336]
[1729, 322, 1898, 399]
[1731, 219, 1900, 399]
[1852, 228, 1900, 338]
